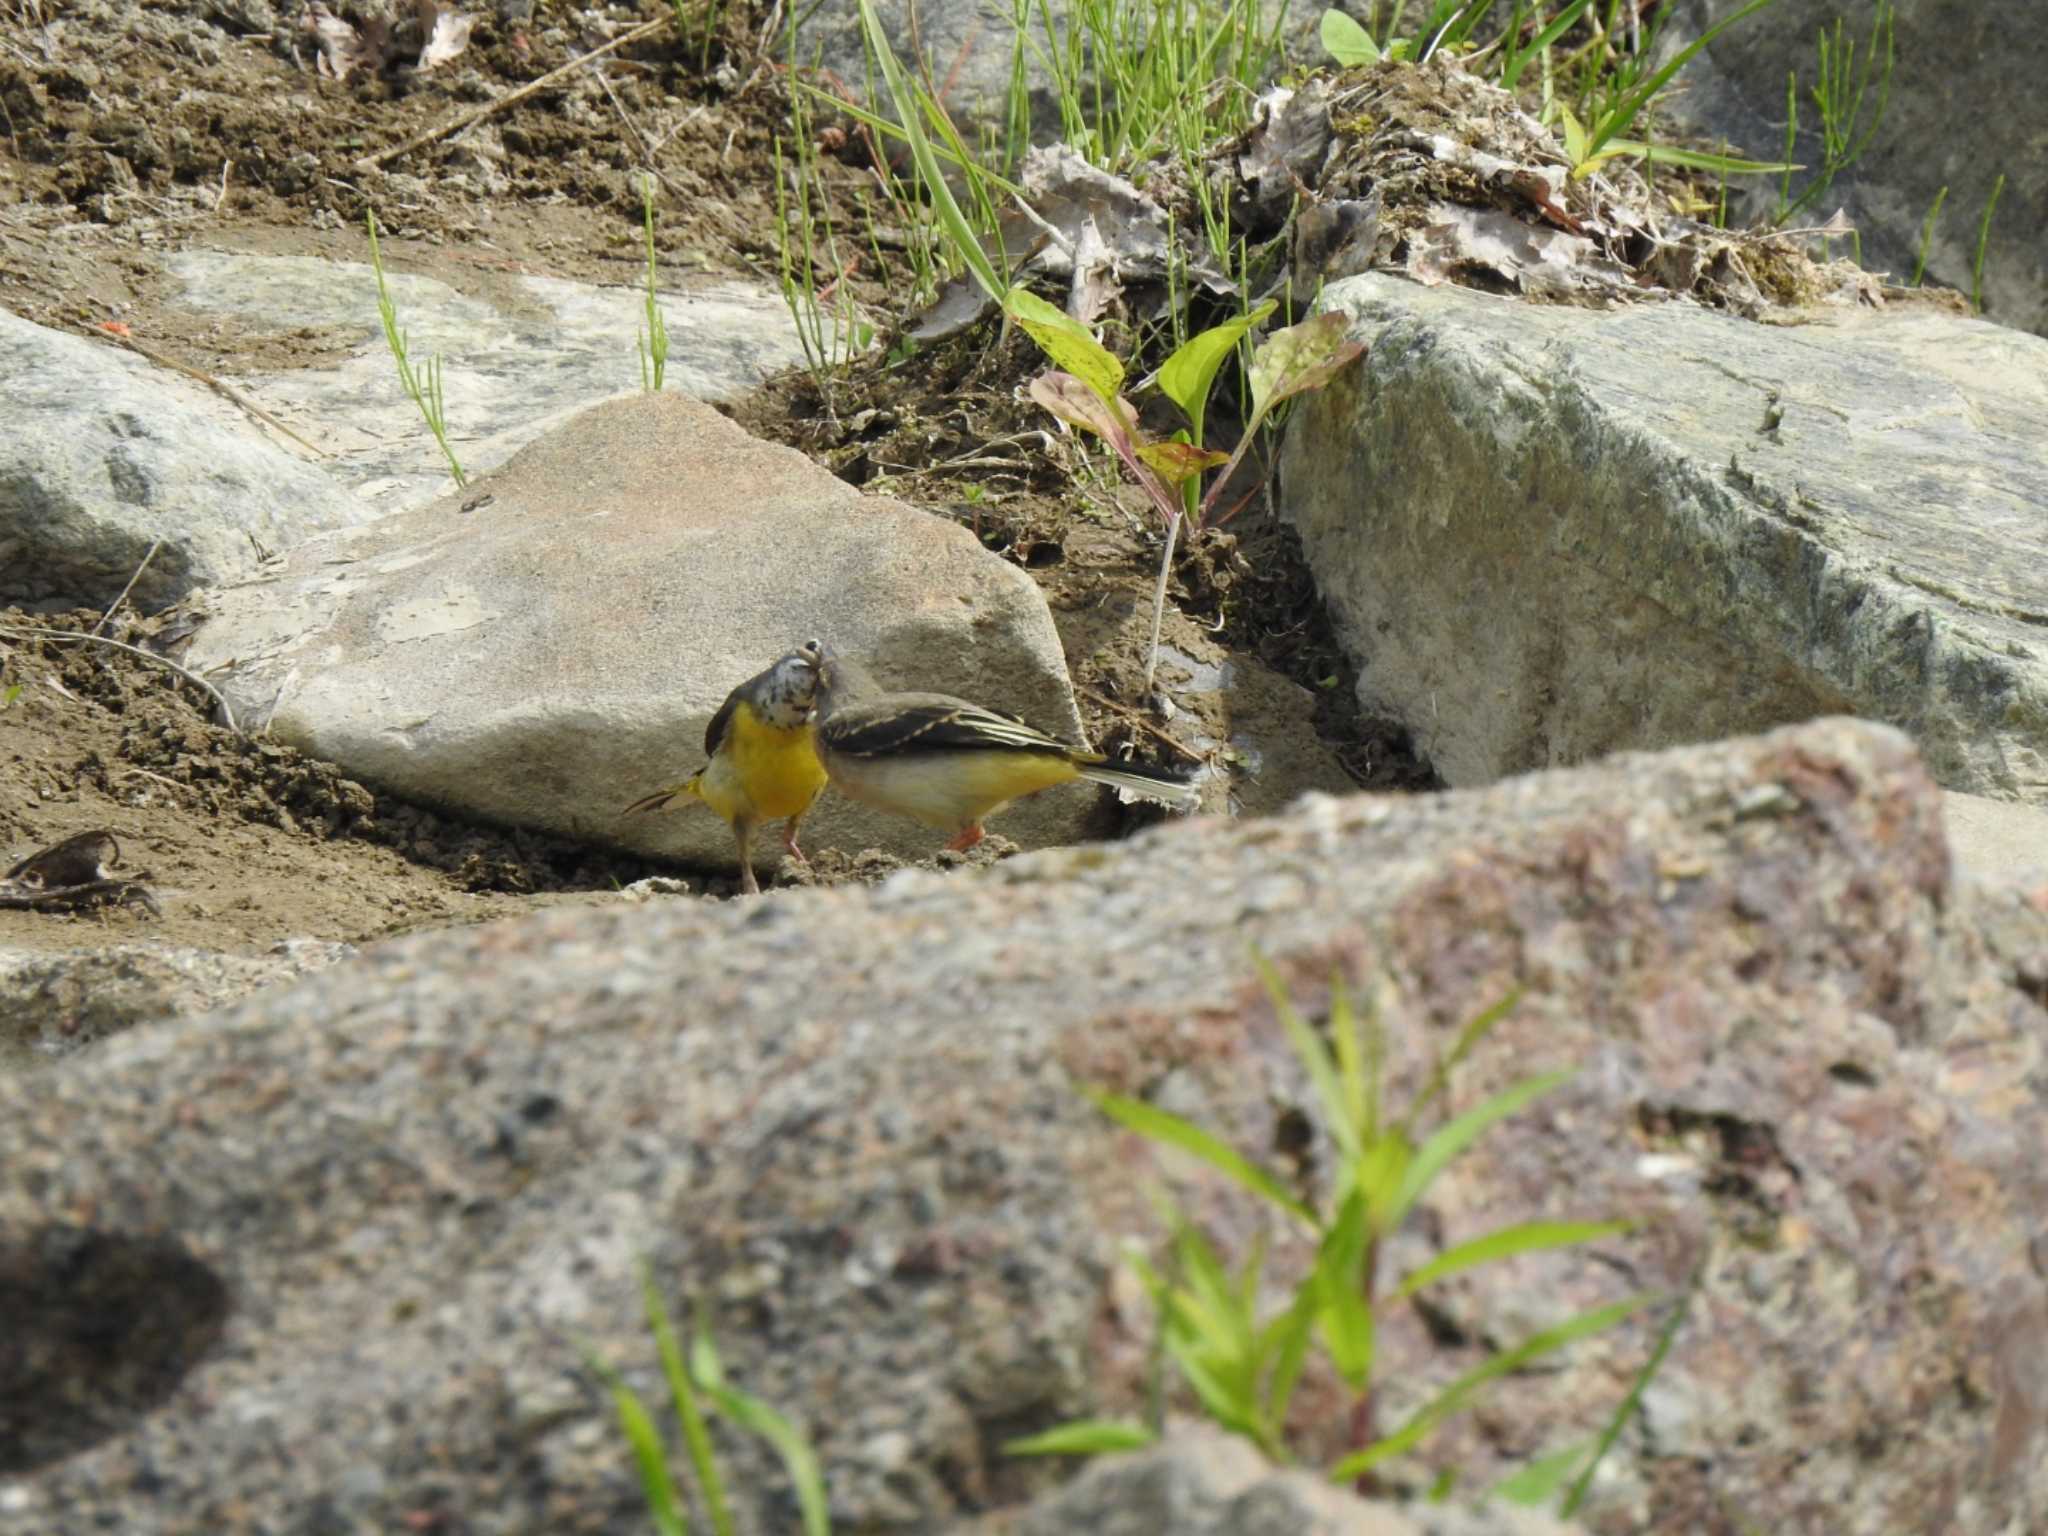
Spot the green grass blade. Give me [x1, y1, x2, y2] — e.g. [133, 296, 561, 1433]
[1972, 172, 2005, 314]
[690, 1321, 831, 1536]
[1585, 0, 1780, 161]
[1256, 955, 1361, 1163]
[1313, 1190, 1375, 1388]
[1502, 0, 1587, 91]
[643, 1268, 735, 1536]
[587, 1352, 690, 1536]
[1401, 990, 1518, 1135]
[1599, 140, 1800, 175]
[1005, 1420, 1158, 1456]
[1330, 1292, 1660, 1481]
[856, 0, 1003, 305]
[1561, 1277, 1696, 1516]
[1087, 1090, 1318, 1225]
[1489, 1436, 1595, 1508]
[1389, 1069, 1573, 1231]
[1393, 1219, 1632, 1300]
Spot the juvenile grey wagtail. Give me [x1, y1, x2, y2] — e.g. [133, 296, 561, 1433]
[810, 642, 1200, 851]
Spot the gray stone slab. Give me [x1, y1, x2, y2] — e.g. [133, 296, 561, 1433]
[1280, 272, 2048, 802]
[164, 249, 815, 514]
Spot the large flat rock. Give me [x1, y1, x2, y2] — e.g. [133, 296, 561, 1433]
[163, 249, 815, 515]
[3, 718, 2044, 1533]
[182, 391, 1100, 871]
[1280, 273, 2048, 802]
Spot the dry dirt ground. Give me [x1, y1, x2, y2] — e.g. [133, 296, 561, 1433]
[0, 0, 1431, 977]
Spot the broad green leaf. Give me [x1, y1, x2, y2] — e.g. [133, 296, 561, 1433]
[1393, 1219, 1633, 1300]
[1257, 954, 1360, 1163]
[1319, 7, 1381, 65]
[1087, 1089, 1318, 1225]
[1135, 438, 1229, 487]
[1489, 1437, 1595, 1507]
[1006, 287, 1125, 406]
[1026, 373, 1141, 451]
[1247, 311, 1366, 425]
[1157, 300, 1275, 444]
[1330, 1292, 1661, 1481]
[857, 0, 1002, 305]
[1005, 1420, 1158, 1457]
[1388, 1068, 1573, 1231]
[1560, 104, 1589, 169]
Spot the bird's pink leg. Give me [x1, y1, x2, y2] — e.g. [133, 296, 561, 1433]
[944, 823, 986, 853]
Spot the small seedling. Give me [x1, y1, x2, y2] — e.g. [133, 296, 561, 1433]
[589, 1260, 832, 1536]
[1972, 173, 2005, 314]
[1910, 185, 1947, 286]
[1775, 1, 1894, 225]
[638, 173, 669, 394]
[1010, 288, 1364, 694]
[1009, 960, 1656, 1496]
[365, 209, 466, 488]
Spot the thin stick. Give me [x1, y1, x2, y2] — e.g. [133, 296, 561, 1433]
[353, 17, 667, 173]
[1074, 685, 1206, 762]
[89, 327, 328, 460]
[91, 537, 162, 636]
[0, 625, 239, 734]
[1141, 510, 1180, 697]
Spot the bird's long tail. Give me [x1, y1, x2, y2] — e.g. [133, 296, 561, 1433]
[621, 771, 707, 816]
[1074, 758, 1202, 811]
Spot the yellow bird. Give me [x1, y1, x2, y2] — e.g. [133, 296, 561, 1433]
[810, 643, 1200, 851]
[623, 640, 828, 895]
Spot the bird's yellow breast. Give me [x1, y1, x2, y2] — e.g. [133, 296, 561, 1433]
[699, 708, 827, 825]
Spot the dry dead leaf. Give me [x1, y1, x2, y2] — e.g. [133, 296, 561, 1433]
[416, 3, 475, 70]
[302, 2, 366, 80]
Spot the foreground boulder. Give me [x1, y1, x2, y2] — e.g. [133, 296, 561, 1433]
[2, 717, 2043, 1533]
[0, 305, 371, 613]
[1281, 273, 2048, 803]
[183, 391, 1101, 873]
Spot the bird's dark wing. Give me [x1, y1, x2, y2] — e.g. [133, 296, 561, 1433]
[821, 693, 1068, 759]
[702, 685, 743, 759]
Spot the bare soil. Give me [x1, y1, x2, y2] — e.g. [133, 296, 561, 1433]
[0, 0, 1430, 978]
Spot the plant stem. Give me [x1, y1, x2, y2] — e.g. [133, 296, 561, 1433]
[1142, 510, 1180, 696]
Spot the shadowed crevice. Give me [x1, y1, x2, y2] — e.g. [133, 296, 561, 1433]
[0, 1225, 230, 1474]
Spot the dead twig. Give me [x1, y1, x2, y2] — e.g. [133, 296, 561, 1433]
[353, 16, 667, 173]
[0, 624, 239, 734]
[1074, 684, 1206, 762]
[92, 537, 163, 637]
[87, 327, 329, 460]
